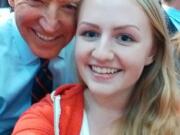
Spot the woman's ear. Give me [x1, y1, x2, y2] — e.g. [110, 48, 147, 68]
[8, 0, 15, 8]
[145, 44, 157, 66]
[145, 55, 154, 65]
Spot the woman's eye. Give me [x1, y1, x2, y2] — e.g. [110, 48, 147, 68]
[80, 31, 100, 41]
[115, 34, 135, 45]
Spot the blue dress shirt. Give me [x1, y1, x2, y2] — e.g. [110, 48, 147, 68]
[163, 5, 180, 31]
[0, 13, 78, 135]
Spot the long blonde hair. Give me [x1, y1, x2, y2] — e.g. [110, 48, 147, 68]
[171, 32, 180, 86]
[172, 32, 180, 56]
[120, 0, 180, 135]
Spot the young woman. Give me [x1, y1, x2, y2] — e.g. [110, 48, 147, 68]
[12, 0, 180, 135]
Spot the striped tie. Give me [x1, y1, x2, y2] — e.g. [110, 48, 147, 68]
[31, 59, 53, 104]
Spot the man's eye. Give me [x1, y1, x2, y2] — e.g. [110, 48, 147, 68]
[80, 31, 100, 41]
[63, 3, 78, 11]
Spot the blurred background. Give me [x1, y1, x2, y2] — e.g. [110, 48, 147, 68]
[0, 0, 11, 19]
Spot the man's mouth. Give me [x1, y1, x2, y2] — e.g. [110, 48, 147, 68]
[33, 30, 58, 41]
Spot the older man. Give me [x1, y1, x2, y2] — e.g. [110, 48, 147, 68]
[0, 0, 80, 134]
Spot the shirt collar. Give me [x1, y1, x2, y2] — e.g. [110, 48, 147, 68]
[58, 38, 76, 60]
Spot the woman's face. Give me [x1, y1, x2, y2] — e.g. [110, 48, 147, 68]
[75, 0, 155, 97]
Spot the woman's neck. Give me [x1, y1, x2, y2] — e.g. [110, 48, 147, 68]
[84, 89, 130, 135]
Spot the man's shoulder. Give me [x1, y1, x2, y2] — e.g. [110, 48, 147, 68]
[0, 13, 14, 29]
[0, 13, 21, 51]
[0, 13, 15, 41]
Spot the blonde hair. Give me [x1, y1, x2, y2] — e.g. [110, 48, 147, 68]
[171, 32, 180, 86]
[172, 32, 180, 56]
[120, 0, 180, 135]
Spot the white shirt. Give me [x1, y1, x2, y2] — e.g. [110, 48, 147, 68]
[52, 92, 90, 135]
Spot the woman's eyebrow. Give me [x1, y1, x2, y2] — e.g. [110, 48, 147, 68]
[113, 25, 140, 31]
[78, 22, 99, 29]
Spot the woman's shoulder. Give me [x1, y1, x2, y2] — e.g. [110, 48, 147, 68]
[12, 94, 54, 135]
[12, 84, 84, 135]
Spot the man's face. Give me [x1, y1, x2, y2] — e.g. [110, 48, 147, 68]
[10, 0, 80, 59]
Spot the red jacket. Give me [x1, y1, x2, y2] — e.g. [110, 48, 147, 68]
[12, 84, 84, 135]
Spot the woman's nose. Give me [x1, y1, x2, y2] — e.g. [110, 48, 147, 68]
[91, 37, 114, 62]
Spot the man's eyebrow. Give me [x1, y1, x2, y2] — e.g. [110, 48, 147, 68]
[58, 0, 80, 7]
[70, 1, 80, 6]
[59, 0, 80, 3]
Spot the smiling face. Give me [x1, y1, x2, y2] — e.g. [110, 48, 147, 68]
[75, 0, 155, 97]
[9, 0, 80, 59]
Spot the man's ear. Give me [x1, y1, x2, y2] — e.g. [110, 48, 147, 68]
[145, 44, 157, 66]
[8, 0, 15, 8]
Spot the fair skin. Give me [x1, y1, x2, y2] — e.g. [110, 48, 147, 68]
[8, 0, 80, 59]
[75, 0, 155, 134]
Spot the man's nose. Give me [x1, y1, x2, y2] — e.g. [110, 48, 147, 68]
[39, 4, 61, 33]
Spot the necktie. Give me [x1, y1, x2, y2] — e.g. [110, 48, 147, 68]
[31, 59, 53, 104]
